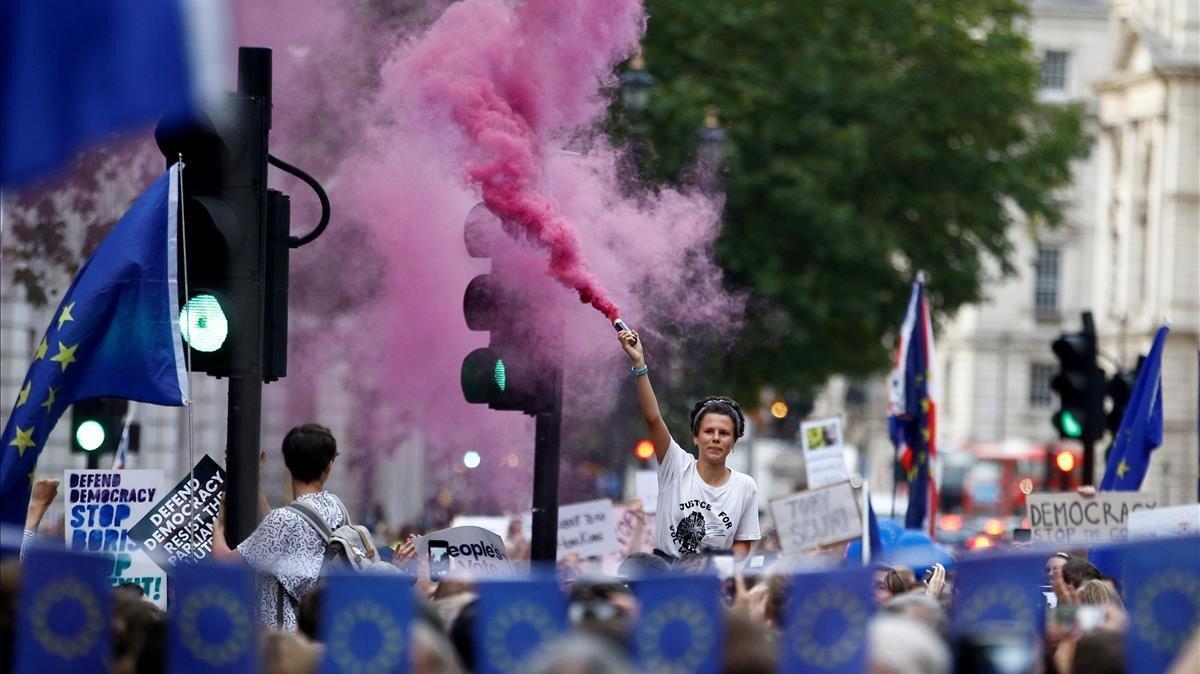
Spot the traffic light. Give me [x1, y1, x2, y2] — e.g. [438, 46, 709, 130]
[71, 398, 128, 455]
[1050, 319, 1103, 442]
[634, 439, 655, 462]
[155, 47, 287, 381]
[1046, 448, 1076, 491]
[460, 203, 560, 414]
[1105, 358, 1142, 437]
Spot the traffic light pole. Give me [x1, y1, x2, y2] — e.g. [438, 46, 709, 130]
[1081, 312, 1104, 485]
[529, 365, 563, 562]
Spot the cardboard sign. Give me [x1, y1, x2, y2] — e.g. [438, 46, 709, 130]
[65, 469, 167, 606]
[1128, 504, 1200, 540]
[799, 416, 848, 489]
[127, 456, 225, 568]
[635, 470, 659, 513]
[1026, 492, 1159, 544]
[557, 499, 617, 560]
[770, 481, 863, 554]
[415, 526, 513, 578]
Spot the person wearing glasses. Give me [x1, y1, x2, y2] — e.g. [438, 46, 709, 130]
[617, 328, 761, 562]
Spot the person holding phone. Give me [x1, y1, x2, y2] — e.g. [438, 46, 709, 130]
[617, 328, 761, 562]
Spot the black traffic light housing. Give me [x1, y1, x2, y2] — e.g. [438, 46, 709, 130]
[70, 398, 129, 455]
[1105, 357, 1142, 437]
[1049, 312, 1106, 484]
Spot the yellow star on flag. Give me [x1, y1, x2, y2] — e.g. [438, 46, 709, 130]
[50, 342, 78, 372]
[920, 398, 931, 413]
[57, 302, 76, 330]
[28, 470, 36, 484]
[9, 427, 36, 457]
[15, 381, 31, 408]
[1116, 460, 1130, 478]
[34, 337, 48, 360]
[40, 386, 57, 412]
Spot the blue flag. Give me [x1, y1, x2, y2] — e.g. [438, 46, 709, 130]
[1119, 536, 1200, 674]
[780, 566, 874, 673]
[0, 0, 223, 186]
[0, 164, 189, 528]
[633, 574, 723, 674]
[952, 552, 1046, 639]
[475, 577, 567, 674]
[320, 573, 413, 674]
[168, 560, 258, 674]
[1100, 325, 1168, 490]
[14, 547, 112, 674]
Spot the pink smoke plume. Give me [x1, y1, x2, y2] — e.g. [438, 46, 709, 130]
[401, 0, 645, 320]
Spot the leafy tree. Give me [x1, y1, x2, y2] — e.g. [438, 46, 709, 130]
[626, 0, 1090, 400]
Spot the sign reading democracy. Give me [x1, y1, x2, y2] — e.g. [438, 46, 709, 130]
[127, 456, 225, 568]
[414, 526, 514, 578]
[770, 481, 863, 555]
[1026, 492, 1159, 544]
[65, 469, 166, 606]
[557, 499, 617, 560]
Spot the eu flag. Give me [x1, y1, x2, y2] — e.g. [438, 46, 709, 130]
[952, 552, 1045, 639]
[1100, 325, 1168, 491]
[780, 566, 874, 673]
[168, 560, 258, 674]
[14, 547, 112, 674]
[633, 574, 723, 674]
[0, 164, 189, 528]
[320, 572, 413, 674]
[887, 274, 939, 534]
[1119, 536, 1200, 673]
[475, 577, 567, 674]
[0, 0, 224, 186]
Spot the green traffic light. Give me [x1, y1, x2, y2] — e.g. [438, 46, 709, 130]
[1059, 411, 1083, 438]
[494, 358, 507, 392]
[179, 293, 228, 353]
[75, 420, 106, 452]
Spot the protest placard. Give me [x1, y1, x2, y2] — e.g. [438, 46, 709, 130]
[799, 416, 848, 489]
[770, 481, 863, 555]
[414, 526, 514, 578]
[127, 456, 225, 569]
[634, 470, 658, 513]
[558, 499, 617, 560]
[1026, 492, 1159, 544]
[65, 468, 166, 606]
[1128, 504, 1199, 540]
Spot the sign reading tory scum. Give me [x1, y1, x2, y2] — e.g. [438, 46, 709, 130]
[65, 468, 167, 607]
[770, 481, 863, 555]
[128, 456, 225, 567]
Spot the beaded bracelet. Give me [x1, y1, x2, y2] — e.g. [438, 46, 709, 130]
[632, 364, 649, 377]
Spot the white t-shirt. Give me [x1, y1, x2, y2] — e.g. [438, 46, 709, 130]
[654, 437, 761, 557]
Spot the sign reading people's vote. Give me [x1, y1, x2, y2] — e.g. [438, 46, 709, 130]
[414, 526, 514, 578]
[799, 416, 849, 489]
[128, 456, 225, 568]
[65, 468, 167, 606]
[770, 481, 863, 555]
[1027, 492, 1158, 544]
[557, 499, 617, 559]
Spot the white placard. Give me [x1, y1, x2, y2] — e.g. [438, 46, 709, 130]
[635, 470, 659, 514]
[799, 416, 848, 489]
[557, 498, 617, 560]
[1026, 492, 1160, 545]
[415, 525, 514, 578]
[65, 469, 167, 607]
[770, 481, 863, 555]
[1128, 504, 1200, 540]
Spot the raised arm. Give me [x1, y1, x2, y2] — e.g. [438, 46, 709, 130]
[618, 329, 671, 462]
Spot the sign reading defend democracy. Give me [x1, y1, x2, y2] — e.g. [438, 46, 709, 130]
[1026, 492, 1159, 544]
[127, 456, 225, 568]
[65, 468, 167, 607]
[770, 481, 862, 555]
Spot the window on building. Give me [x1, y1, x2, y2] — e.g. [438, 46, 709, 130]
[1041, 51, 1069, 91]
[1030, 363, 1055, 407]
[1034, 244, 1061, 318]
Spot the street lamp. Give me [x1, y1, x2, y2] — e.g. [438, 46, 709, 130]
[619, 48, 657, 121]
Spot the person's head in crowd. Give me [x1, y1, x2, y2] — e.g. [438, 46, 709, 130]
[526, 633, 634, 674]
[261, 629, 322, 674]
[741, 573, 788, 631]
[894, 567, 918, 591]
[412, 620, 465, 674]
[723, 607, 777, 674]
[1077, 578, 1125, 610]
[282, 423, 338, 487]
[873, 566, 911, 605]
[616, 552, 670, 580]
[1061, 558, 1103, 603]
[883, 593, 948, 638]
[568, 578, 636, 651]
[448, 597, 479, 672]
[1046, 552, 1072, 603]
[869, 615, 950, 674]
[111, 590, 165, 674]
[673, 552, 713, 574]
[1069, 628, 1125, 674]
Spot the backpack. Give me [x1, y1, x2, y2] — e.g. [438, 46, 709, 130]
[286, 498, 395, 574]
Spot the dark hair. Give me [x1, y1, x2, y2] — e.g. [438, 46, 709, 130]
[617, 552, 671, 580]
[1070, 629, 1125, 674]
[689, 396, 746, 438]
[282, 423, 337, 483]
[1062, 558, 1102, 589]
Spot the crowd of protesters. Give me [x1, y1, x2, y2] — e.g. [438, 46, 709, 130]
[6, 421, 1199, 674]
